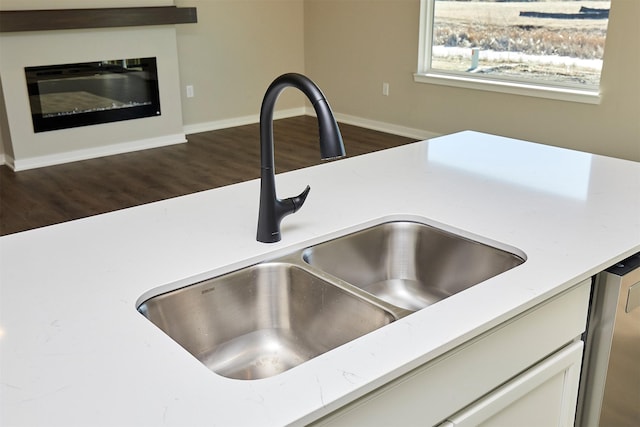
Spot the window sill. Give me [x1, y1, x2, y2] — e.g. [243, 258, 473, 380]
[414, 72, 601, 105]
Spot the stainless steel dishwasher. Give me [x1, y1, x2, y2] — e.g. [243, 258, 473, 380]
[577, 252, 640, 427]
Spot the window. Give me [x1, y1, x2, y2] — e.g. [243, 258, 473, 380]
[415, 0, 611, 103]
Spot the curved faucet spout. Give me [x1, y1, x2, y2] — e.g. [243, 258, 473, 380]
[257, 73, 346, 243]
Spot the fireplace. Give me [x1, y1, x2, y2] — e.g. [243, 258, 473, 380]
[0, 6, 197, 171]
[25, 57, 161, 133]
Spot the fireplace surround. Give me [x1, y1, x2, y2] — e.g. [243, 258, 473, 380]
[0, 6, 197, 171]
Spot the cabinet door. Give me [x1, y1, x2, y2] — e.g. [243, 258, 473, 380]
[442, 341, 583, 427]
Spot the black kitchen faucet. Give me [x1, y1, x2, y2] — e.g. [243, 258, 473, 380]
[256, 73, 345, 243]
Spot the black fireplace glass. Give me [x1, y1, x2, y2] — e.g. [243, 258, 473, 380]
[25, 57, 161, 133]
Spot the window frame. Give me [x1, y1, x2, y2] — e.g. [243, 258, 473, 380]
[414, 0, 604, 104]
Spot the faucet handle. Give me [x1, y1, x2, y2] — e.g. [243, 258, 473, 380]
[290, 185, 311, 212]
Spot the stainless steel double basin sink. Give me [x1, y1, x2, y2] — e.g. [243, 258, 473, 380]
[138, 220, 525, 380]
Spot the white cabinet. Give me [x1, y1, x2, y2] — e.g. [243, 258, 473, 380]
[440, 341, 583, 427]
[310, 279, 591, 427]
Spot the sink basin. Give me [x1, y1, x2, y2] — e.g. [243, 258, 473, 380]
[138, 219, 524, 380]
[302, 221, 525, 311]
[138, 262, 395, 380]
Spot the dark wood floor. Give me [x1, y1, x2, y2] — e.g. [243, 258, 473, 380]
[0, 116, 416, 235]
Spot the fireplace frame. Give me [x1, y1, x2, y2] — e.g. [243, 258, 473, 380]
[0, 7, 197, 171]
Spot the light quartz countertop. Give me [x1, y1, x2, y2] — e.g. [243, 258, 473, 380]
[1, 131, 639, 426]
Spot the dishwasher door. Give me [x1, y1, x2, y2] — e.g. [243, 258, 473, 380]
[577, 252, 640, 427]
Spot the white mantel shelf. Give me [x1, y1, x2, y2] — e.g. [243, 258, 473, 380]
[1, 131, 639, 426]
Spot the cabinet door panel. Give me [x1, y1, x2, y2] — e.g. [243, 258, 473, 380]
[445, 341, 583, 427]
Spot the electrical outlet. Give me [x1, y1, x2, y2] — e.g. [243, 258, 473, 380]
[186, 85, 194, 98]
[382, 82, 390, 96]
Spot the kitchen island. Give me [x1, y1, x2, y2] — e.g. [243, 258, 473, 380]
[1, 131, 639, 426]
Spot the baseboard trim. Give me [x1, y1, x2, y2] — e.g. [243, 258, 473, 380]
[333, 113, 440, 141]
[184, 107, 439, 141]
[183, 107, 306, 135]
[9, 133, 187, 172]
[5, 111, 438, 171]
[0, 112, 440, 172]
